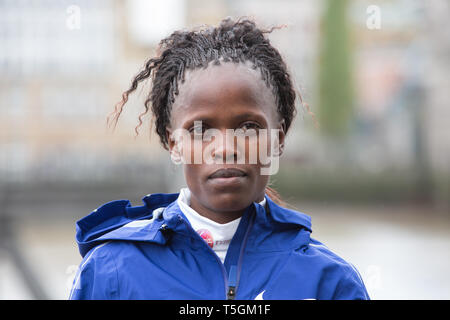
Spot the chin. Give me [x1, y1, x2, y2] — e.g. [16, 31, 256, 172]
[208, 192, 252, 213]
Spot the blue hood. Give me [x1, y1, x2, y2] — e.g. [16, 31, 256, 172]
[76, 193, 178, 257]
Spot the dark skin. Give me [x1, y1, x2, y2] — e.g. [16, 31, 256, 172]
[167, 61, 285, 224]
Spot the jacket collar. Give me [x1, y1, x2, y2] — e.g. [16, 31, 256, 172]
[264, 195, 312, 232]
[76, 192, 312, 258]
[158, 192, 312, 232]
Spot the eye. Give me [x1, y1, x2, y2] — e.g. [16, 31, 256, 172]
[240, 122, 260, 132]
[188, 122, 208, 136]
[234, 122, 261, 138]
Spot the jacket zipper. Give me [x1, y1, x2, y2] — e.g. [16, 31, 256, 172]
[227, 211, 255, 300]
[227, 265, 237, 300]
[176, 210, 254, 300]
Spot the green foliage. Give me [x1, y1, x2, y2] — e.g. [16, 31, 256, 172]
[318, 0, 354, 137]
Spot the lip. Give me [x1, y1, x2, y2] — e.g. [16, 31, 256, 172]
[208, 168, 247, 179]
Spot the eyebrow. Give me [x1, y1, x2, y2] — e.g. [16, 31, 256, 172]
[232, 112, 268, 122]
[181, 111, 268, 127]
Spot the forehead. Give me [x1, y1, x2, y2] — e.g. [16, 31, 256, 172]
[170, 61, 278, 127]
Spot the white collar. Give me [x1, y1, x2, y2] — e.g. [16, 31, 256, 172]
[177, 187, 266, 224]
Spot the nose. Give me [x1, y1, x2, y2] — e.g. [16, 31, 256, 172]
[212, 129, 241, 163]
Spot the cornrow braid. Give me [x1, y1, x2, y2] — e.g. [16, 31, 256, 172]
[107, 17, 298, 149]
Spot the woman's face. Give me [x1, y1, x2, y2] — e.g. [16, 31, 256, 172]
[167, 61, 285, 220]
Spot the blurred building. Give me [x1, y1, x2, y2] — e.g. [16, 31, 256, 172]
[0, 0, 169, 202]
[350, 0, 449, 207]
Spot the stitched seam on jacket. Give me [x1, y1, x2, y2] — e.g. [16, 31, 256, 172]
[69, 241, 111, 299]
[105, 244, 121, 299]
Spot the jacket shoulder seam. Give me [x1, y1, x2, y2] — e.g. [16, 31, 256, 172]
[332, 264, 368, 299]
[104, 242, 120, 299]
[69, 241, 112, 299]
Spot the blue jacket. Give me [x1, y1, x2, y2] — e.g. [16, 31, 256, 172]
[69, 192, 369, 300]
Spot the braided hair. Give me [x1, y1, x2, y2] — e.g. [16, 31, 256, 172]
[107, 17, 303, 206]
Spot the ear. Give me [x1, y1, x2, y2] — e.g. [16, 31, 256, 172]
[166, 126, 184, 165]
[166, 127, 174, 151]
[276, 119, 286, 157]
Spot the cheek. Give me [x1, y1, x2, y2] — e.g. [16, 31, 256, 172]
[172, 135, 202, 164]
[258, 174, 270, 189]
[240, 132, 272, 166]
[240, 135, 260, 165]
[183, 164, 204, 192]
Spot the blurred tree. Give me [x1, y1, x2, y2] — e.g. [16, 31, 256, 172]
[318, 0, 354, 138]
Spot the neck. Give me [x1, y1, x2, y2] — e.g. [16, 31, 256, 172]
[188, 196, 246, 224]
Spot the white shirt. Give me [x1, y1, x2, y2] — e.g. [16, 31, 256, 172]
[177, 187, 266, 263]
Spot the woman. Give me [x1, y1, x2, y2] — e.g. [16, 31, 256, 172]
[69, 18, 369, 300]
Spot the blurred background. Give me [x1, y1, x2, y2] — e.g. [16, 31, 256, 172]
[0, 0, 449, 300]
